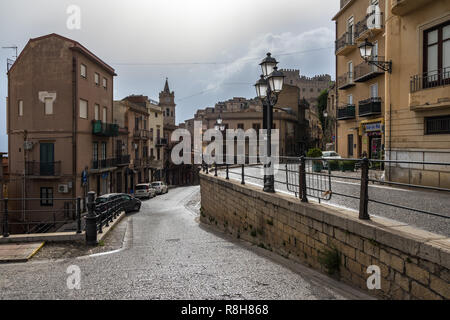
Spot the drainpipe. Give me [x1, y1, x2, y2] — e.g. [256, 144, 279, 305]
[335, 20, 339, 153]
[72, 56, 78, 201]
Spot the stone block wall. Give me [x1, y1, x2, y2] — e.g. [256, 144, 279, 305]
[199, 173, 450, 300]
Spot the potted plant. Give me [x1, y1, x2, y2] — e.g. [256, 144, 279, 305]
[307, 148, 323, 173]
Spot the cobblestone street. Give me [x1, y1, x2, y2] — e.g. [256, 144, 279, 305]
[0, 186, 371, 300]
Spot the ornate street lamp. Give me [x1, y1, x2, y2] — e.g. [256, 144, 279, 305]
[359, 38, 392, 73]
[255, 53, 285, 193]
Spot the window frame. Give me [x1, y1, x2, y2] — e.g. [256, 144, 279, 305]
[40, 187, 53, 206]
[423, 21, 450, 84]
[79, 99, 88, 119]
[425, 115, 450, 135]
[18, 100, 23, 117]
[94, 73, 100, 86]
[80, 64, 87, 79]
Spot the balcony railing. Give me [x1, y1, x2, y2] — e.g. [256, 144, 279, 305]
[25, 161, 61, 177]
[115, 154, 130, 166]
[410, 68, 450, 93]
[354, 57, 385, 82]
[335, 32, 355, 55]
[358, 97, 382, 117]
[337, 104, 356, 120]
[92, 158, 117, 170]
[355, 12, 384, 41]
[133, 129, 151, 140]
[156, 138, 168, 147]
[92, 121, 119, 137]
[337, 72, 355, 90]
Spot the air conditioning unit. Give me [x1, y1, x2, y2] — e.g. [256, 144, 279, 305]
[58, 184, 69, 193]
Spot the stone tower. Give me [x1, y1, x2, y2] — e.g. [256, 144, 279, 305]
[159, 78, 176, 126]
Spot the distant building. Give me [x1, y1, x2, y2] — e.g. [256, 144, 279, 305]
[189, 84, 309, 158]
[281, 69, 332, 150]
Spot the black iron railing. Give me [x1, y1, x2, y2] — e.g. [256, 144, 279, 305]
[85, 192, 125, 245]
[354, 58, 385, 82]
[1, 197, 82, 237]
[358, 97, 382, 117]
[25, 161, 61, 176]
[156, 138, 168, 146]
[92, 158, 117, 170]
[92, 120, 119, 137]
[335, 32, 354, 53]
[337, 72, 355, 89]
[115, 154, 131, 166]
[355, 12, 383, 40]
[337, 104, 356, 120]
[203, 156, 450, 224]
[410, 68, 450, 93]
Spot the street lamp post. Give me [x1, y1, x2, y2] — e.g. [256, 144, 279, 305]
[214, 114, 226, 164]
[254, 53, 285, 193]
[359, 39, 392, 73]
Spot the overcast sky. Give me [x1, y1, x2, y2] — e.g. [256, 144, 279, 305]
[0, 0, 339, 153]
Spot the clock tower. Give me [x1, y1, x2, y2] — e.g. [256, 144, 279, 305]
[159, 78, 176, 126]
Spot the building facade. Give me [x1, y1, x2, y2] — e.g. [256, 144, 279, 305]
[7, 34, 117, 231]
[385, 0, 450, 188]
[188, 84, 309, 159]
[333, 0, 387, 160]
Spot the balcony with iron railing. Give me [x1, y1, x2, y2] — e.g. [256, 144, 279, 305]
[25, 161, 61, 177]
[358, 97, 382, 117]
[335, 32, 356, 56]
[115, 154, 130, 166]
[409, 68, 450, 111]
[391, 0, 434, 16]
[92, 158, 117, 170]
[92, 121, 119, 137]
[354, 57, 385, 82]
[337, 104, 356, 120]
[337, 72, 356, 90]
[156, 138, 168, 147]
[355, 12, 384, 41]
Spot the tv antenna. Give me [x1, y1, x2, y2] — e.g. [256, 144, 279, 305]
[2, 46, 18, 59]
[2, 46, 18, 71]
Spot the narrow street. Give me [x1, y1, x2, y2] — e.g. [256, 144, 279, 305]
[0, 186, 370, 300]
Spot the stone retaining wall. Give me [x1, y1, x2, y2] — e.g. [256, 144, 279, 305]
[199, 173, 450, 300]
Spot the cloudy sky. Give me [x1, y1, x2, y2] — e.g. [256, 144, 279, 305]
[0, 0, 339, 153]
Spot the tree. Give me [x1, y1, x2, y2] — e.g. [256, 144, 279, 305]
[317, 89, 328, 130]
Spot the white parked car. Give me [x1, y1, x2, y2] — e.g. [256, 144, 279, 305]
[322, 151, 342, 168]
[151, 181, 168, 195]
[134, 183, 156, 199]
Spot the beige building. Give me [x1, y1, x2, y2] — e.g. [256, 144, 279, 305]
[385, 0, 450, 187]
[6, 34, 117, 231]
[333, 0, 387, 159]
[189, 84, 309, 158]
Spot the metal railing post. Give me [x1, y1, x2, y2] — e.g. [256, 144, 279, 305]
[300, 156, 308, 203]
[226, 164, 229, 180]
[76, 197, 82, 234]
[214, 162, 218, 177]
[3, 199, 9, 237]
[359, 158, 370, 220]
[241, 164, 245, 185]
[106, 201, 111, 225]
[85, 191, 98, 245]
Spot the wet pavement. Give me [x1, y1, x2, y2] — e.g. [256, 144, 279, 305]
[0, 186, 370, 300]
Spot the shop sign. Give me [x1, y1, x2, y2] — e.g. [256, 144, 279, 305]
[365, 122, 382, 132]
